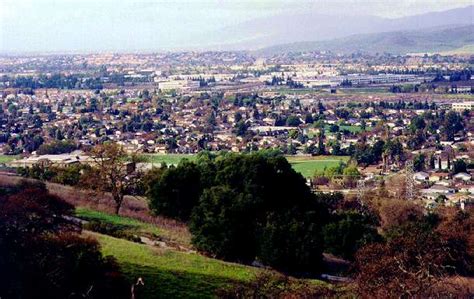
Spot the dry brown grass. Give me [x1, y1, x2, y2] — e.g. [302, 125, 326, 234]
[0, 172, 191, 246]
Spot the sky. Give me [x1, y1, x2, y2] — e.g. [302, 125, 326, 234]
[0, 0, 472, 53]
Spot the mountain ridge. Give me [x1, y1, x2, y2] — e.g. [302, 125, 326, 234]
[254, 24, 474, 55]
[205, 5, 474, 51]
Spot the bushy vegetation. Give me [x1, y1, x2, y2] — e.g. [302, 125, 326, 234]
[36, 140, 77, 155]
[312, 162, 361, 187]
[355, 209, 473, 297]
[147, 160, 203, 221]
[0, 181, 127, 299]
[17, 163, 86, 185]
[217, 272, 339, 298]
[322, 210, 380, 260]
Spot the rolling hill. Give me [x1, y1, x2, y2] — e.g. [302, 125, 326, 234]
[256, 25, 474, 55]
[208, 5, 474, 50]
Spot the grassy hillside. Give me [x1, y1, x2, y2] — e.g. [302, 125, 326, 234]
[438, 44, 474, 55]
[77, 208, 191, 245]
[258, 25, 474, 55]
[87, 232, 259, 298]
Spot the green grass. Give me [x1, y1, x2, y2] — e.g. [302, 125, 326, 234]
[286, 156, 350, 178]
[0, 155, 19, 164]
[89, 232, 259, 298]
[141, 154, 197, 166]
[272, 87, 329, 95]
[76, 207, 190, 245]
[76, 207, 161, 235]
[324, 124, 372, 134]
[338, 87, 389, 94]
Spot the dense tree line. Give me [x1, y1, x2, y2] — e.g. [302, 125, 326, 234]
[355, 206, 473, 297]
[9, 74, 103, 90]
[36, 140, 77, 155]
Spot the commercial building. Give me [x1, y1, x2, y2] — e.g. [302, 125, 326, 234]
[452, 101, 474, 112]
[157, 80, 200, 91]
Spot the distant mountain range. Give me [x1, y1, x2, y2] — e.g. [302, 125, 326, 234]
[256, 25, 474, 55]
[204, 5, 474, 54]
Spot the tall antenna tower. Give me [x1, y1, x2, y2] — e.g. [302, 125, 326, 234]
[357, 179, 366, 205]
[405, 160, 414, 200]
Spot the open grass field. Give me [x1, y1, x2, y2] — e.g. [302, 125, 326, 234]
[88, 232, 259, 298]
[142, 154, 197, 166]
[0, 155, 18, 164]
[286, 156, 350, 178]
[324, 124, 372, 134]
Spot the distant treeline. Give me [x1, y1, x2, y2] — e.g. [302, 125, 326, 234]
[2, 74, 103, 90]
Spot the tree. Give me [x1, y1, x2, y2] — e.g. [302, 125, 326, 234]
[443, 111, 464, 141]
[189, 186, 256, 261]
[329, 124, 339, 133]
[409, 116, 426, 132]
[234, 120, 249, 137]
[355, 216, 471, 297]
[84, 143, 141, 214]
[286, 115, 301, 127]
[147, 160, 203, 221]
[149, 152, 332, 274]
[377, 199, 424, 231]
[37, 140, 77, 155]
[0, 182, 127, 299]
[413, 153, 426, 171]
[452, 159, 467, 174]
[353, 143, 375, 166]
[322, 211, 380, 260]
[316, 130, 326, 155]
[342, 165, 360, 188]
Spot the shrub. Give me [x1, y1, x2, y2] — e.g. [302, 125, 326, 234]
[217, 272, 340, 298]
[0, 183, 128, 299]
[84, 220, 141, 243]
[322, 211, 381, 260]
[355, 210, 473, 297]
[36, 140, 77, 155]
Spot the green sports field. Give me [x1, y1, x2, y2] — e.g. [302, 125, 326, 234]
[0, 155, 18, 164]
[286, 156, 350, 178]
[142, 154, 197, 166]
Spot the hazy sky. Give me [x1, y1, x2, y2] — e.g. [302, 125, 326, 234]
[1, 0, 472, 53]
